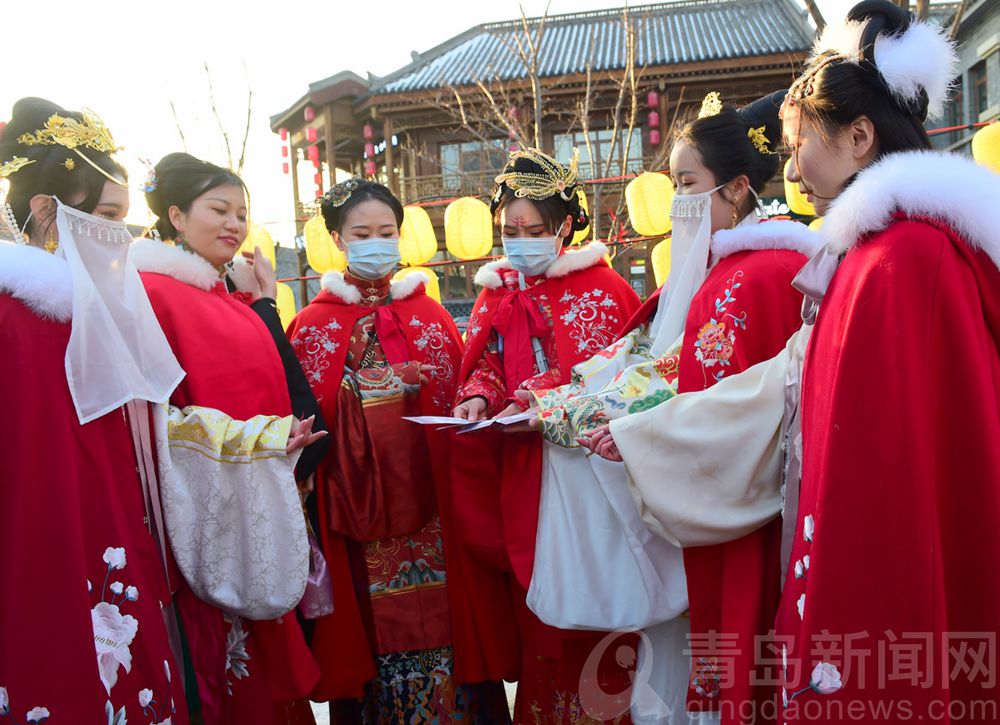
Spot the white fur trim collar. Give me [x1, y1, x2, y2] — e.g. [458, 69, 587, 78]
[712, 220, 823, 260]
[823, 150, 1000, 270]
[320, 269, 431, 304]
[0, 242, 73, 321]
[130, 238, 222, 291]
[474, 241, 608, 290]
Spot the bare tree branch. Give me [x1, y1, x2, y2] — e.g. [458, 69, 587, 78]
[204, 61, 233, 169]
[949, 0, 968, 40]
[237, 60, 254, 176]
[168, 96, 189, 152]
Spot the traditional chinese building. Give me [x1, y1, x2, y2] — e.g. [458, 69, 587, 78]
[271, 0, 815, 301]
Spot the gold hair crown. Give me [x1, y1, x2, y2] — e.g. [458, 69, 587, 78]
[17, 109, 123, 154]
[494, 147, 579, 202]
[325, 177, 361, 207]
[747, 126, 777, 156]
[698, 91, 723, 119]
[0, 156, 36, 179]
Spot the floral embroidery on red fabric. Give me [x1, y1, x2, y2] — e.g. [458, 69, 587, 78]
[693, 270, 747, 383]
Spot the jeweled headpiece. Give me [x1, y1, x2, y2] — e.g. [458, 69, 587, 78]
[0, 156, 35, 179]
[698, 91, 723, 119]
[493, 147, 579, 203]
[747, 126, 777, 156]
[324, 177, 361, 208]
[16, 109, 126, 188]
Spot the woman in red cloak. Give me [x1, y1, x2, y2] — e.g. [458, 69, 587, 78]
[449, 147, 642, 723]
[286, 179, 510, 724]
[132, 153, 325, 725]
[768, 2, 1000, 722]
[0, 98, 188, 724]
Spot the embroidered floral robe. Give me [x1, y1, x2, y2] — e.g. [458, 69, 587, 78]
[287, 269, 509, 724]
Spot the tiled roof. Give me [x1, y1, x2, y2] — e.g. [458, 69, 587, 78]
[371, 0, 813, 95]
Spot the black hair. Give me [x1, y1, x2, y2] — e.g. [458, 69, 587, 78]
[490, 151, 590, 246]
[793, 0, 932, 156]
[0, 97, 127, 238]
[320, 178, 404, 234]
[145, 152, 247, 241]
[675, 90, 786, 217]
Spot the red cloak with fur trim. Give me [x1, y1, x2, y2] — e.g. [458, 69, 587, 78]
[285, 270, 468, 701]
[450, 242, 641, 712]
[131, 239, 319, 725]
[0, 243, 189, 725]
[776, 151, 1000, 724]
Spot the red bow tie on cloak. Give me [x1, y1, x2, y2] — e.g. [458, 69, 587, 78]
[491, 289, 549, 396]
[373, 305, 410, 366]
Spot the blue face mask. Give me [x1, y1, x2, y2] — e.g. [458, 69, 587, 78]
[346, 238, 401, 280]
[502, 236, 561, 277]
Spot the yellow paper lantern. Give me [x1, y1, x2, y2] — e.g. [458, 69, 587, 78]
[399, 206, 439, 266]
[651, 238, 671, 287]
[572, 187, 591, 245]
[783, 159, 815, 217]
[626, 172, 673, 237]
[808, 217, 824, 232]
[972, 122, 1000, 174]
[392, 266, 441, 302]
[275, 282, 297, 330]
[445, 197, 494, 260]
[238, 224, 277, 267]
[304, 214, 346, 273]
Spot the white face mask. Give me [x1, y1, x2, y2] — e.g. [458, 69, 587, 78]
[502, 233, 563, 277]
[346, 238, 400, 280]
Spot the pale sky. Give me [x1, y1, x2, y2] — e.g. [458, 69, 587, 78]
[1, 0, 858, 244]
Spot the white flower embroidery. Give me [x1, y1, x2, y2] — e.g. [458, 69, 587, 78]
[26, 706, 50, 723]
[290, 320, 343, 396]
[803, 555, 811, 571]
[225, 615, 251, 694]
[782, 645, 788, 674]
[105, 701, 127, 725]
[126, 586, 139, 602]
[110, 582, 124, 595]
[810, 662, 843, 695]
[0, 687, 8, 714]
[782, 688, 789, 707]
[103, 547, 127, 570]
[803, 514, 815, 543]
[139, 689, 154, 708]
[558, 288, 622, 355]
[87, 580, 92, 592]
[797, 594, 806, 621]
[794, 561, 805, 579]
[92, 601, 139, 694]
[164, 660, 171, 683]
[410, 318, 458, 412]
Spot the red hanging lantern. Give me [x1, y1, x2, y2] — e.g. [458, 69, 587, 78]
[646, 90, 659, 108]
[281, 146, 289, 158]
[312, 158, 321, 169]
[306, 127, 318, 143]
[363, 123, 374, 140]
[648, 110, 660, 128]
[304, 106, 316, 122]
[279, 127, 288, 141]
[307, 146, 320, 162]
[364, 143, 376, 158]
[364, 160, 377, 177]
[314, 172, 323, 186]
[649, 129, 661, 146]
[282, 162, 290, 175]
[315, 188, 323, 199]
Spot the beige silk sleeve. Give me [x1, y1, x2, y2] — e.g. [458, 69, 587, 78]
[610, 330, 801, 548]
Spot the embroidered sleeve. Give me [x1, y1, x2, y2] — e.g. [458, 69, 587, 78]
[456, 332, 508, 416]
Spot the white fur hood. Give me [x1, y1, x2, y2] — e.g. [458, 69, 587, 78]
[130, 238, 224, 291]
[320, 269, 432, 304]
[823, 150, 1000, 270]
[0, 242, 73, 321]
[712, 219, 823, 260]
[474, 240, 608, 290]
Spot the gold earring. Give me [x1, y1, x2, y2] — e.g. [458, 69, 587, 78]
[44, 225, 58, 253]
[730, 200, 739, 229]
